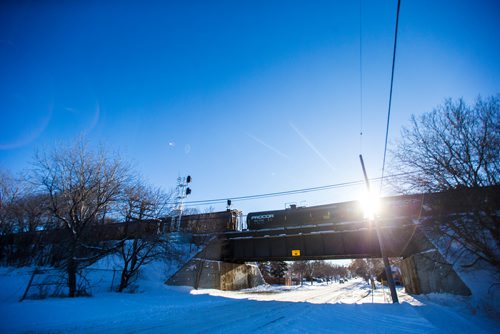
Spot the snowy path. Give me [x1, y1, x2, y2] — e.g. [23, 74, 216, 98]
[0, 269, 497, 333]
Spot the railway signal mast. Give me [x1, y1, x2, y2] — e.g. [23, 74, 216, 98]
[171, 175, 192, 232]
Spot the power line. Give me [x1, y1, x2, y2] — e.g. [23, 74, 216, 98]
[181, 171, 417, 207]
[380, 0, 401, 192]
[359, 0, 364, 154]
[183, 180, 364, 206]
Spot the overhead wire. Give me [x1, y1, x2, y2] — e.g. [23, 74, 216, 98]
[359, 0, 364, 154]
[380, 0, 401, 193]
[183, 180, 364, 206]
[181, 170, 418, 207]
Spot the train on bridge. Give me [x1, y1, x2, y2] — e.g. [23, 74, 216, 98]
[246, 194, 425, 231]
[79, 193, 425, 241]
[244, 185, 499, 231]
[2, 186, 496, 248]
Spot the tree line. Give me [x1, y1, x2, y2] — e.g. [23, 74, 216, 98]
[390, 95, 499, 270]
[258, 259, 397, 286]
[0, 140, 176, 296]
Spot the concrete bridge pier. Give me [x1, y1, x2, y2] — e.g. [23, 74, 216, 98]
[166, 239, 265, 290]
[167, 258, 264, 290]
[400, 250, 471, 296]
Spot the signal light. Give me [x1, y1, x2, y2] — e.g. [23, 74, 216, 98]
[186, 187, 191, 195]
[186, 175, 192, 183]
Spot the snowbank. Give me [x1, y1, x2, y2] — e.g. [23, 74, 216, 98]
[1, 268, 498, 333]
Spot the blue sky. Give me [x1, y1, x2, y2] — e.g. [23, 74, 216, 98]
[1, 0, 499, 215]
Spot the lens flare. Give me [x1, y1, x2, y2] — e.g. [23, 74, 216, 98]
[359, 191, 380, 221]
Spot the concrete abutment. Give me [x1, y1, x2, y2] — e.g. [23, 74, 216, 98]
[166, 238, 265, 290]
[167, 258, 264, 290]
[400, 251, 471, 296]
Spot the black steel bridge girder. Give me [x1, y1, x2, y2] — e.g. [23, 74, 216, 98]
[222, 226, 419, 262]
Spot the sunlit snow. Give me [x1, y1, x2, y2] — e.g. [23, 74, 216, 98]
[0, 265, 497, 333]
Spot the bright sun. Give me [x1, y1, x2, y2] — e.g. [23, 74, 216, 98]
[359, 190, 380, 221]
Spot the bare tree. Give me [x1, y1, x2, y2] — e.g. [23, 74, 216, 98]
[390, 95, 500, 269]
[289, 261, 307, 285]
[31, 140, 130, 297]
[0, 170, 20, 264]
[12, 192, 52, 233]
[0, 175, 52, 233]
[117, 181, 171, 292]
[0, 171, 64, 266]
[0, 169, 20, 236]
[349, 259, 370, 281]
[290, 261, 320, 285]
[311, 261, 348, 283]
[390, 95, 499, 192]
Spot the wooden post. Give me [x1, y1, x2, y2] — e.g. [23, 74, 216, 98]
[20, 268, 39, 302]
[110, 269, 117, 292]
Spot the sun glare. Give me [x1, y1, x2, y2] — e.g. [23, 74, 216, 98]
[359, 191, 380, 221]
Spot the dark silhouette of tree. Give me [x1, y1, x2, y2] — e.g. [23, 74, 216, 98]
[269, 261, 288, 279]
[0, 169, 20, 236]
[117, 182, 171, 292]
[390, 95, 500, 269]
[390, 95, 499, 192]
[31, 140, 130, 297]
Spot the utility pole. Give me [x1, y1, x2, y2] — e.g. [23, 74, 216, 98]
[359, 154, 399, 304]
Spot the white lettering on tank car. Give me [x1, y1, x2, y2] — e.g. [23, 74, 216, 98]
[251, 214, 275, 220]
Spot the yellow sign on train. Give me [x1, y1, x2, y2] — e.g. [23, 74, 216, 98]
[292, 250, 301, 257]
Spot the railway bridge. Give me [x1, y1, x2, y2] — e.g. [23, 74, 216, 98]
[2, 186, 494, 296]
[167, 186, 498, 295]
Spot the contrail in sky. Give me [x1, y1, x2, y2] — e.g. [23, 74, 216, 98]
[289, 122, 335, 172]
[246, 133, 290, 160]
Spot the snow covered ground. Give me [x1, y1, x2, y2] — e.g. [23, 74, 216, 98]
[0, 266, 498, 333]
